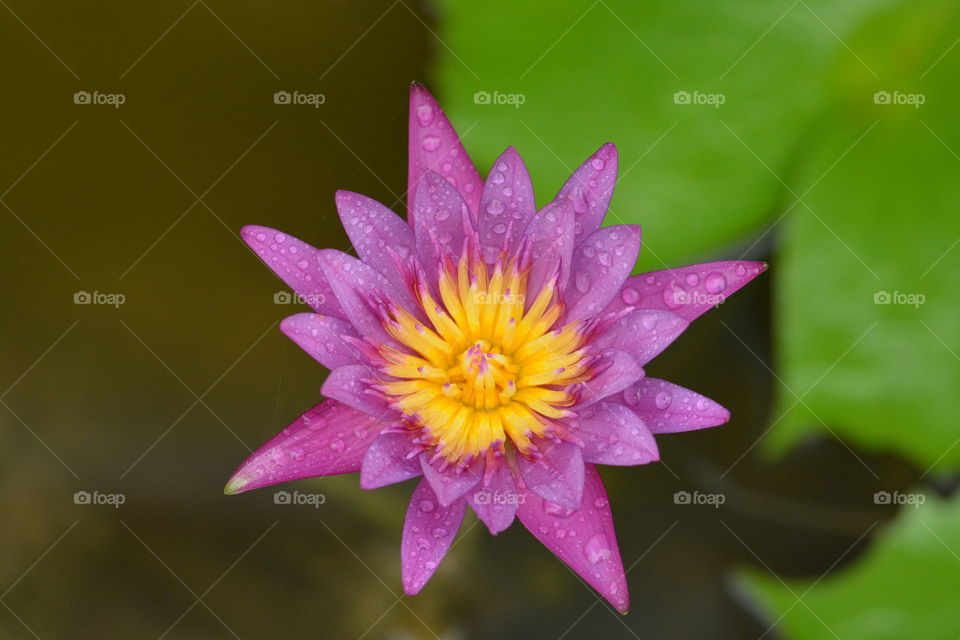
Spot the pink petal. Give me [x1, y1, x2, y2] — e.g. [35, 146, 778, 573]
[518, 440, 585, 510]
[552, 143, 618, 247]
[224, 399, 384, 495]
[576, 402, 659, 466]
[316, 248, 419, 349]
[413, 171, 474, 281]
[609, 260, 768, 323]
[240, 225, 342, 317]
[477, 147, 536, 262]
[419, 454, 482, 507]
[576, 349, 644, 409]
[517, 464, 629, 613]
[564, 225, 641, 322]
[621, 378, 730, 434]
[524, 198, 575, 295]
[335, 190, 415, 292]
[468, 462, 520, 535]
[280, 313, 359, 370]
[401, 478, 467, 595]
[360, 432, 423, 489]
[593, 309, 688, 366]
[321, 364, 398, 421]
[408, 83, 483, 224]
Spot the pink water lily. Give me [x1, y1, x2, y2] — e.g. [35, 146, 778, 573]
[225, 83, 765, 612]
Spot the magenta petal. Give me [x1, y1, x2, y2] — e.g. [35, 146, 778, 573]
[517, 464, 629, 613]
[419, 454, 482, 507]
[552, 143, 618, 247]
[594, 309, 688, 366]
[478, 147, 536, 261]
[316, 248, 419, 348]
[518, 440, 585, 510]
[360, 432, 423, 489]
[576, 349, 644, 409]
[240, 226, 342, 317]
[224, 399, 383, 495]
[622, 378, 730, 434]
[468, 462, 519, 535]
[524, 198, 576, 294]
[576, 402, 659, 466]
[321, 364, 398, 421]
[565, 225, 641, 322]
[280, 313, 359, 370]
[413, 171, 474, 281]
[401, 479, 467, 595]
[408, 83, 483, 224]
[609, 260, 768, 322]
[335, 190, 415, 292]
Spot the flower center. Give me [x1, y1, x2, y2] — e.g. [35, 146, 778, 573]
[371, 246, 595, 467]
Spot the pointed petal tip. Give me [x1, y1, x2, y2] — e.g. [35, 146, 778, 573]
[223, 473, 250, 496]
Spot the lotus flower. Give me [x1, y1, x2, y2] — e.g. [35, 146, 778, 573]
[225, 83, 765, 612]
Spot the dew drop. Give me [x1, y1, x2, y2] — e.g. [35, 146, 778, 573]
[621, 288, 640, 305]
[421, 136, 441, 151]
[685, 273, 700, 286]
[591, 157, 606, 170]
[655, 391, 672, 410]
[419, 499, 435, 513]
[585, 534, 612, 564]
[705, 272, 727, 294]
[486, 199, 505, 216]
[416, 104, 434, 126]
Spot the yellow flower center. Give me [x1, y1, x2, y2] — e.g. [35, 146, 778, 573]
[374, 248, 594, 466]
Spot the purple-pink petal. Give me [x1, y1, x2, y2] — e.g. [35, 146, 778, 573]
[408, 83, 483, 223]
[477, 147, 536, 262]
[413, 171, 473, 282]
[564, 225, 641, 322]
[621, 378, 730, 434]
[401, 478, 467, 595]
[224, 399, 383, 495]
[419, 454, 482, 507]
[240, 225, 342, 317]
[316, 248, 419, 349]
[517, 464, 629, 613]
[335, 190, 415, 292]
[468, 462, 519, 535]
[360, 432, 423, 489]
[524, 198, 576, 295]
[609, 260, 768, 322]
[594, 309, 688, 366]
[552, 143, 618, 247]
[280, 313, 359, 370]
[518, 439, 585, 510]
[321, 364, 398, 422]
[576, 349, 644, 409]
[576, 401, 658, 466]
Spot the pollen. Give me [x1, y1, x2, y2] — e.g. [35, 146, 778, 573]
[373, 244, 595, 466]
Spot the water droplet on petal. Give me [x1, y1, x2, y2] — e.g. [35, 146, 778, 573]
[621, 288, 640, 305]
[421, 136, 441, 151]
[585, 534, 612, 564]
[274, 232, 286, 243]
[705, 272, 727, 294]
[486, 200, 505, 216]
[591, 157, 606, 170]
[685, 273, 700, 286]
[575, 271, 590, 293]
[655, 391, 672, 410]
[416, 104, 434, 126]
[572, 187, 588, 214]
[419, 499, 435, 513]
[735, 264, 747, 276]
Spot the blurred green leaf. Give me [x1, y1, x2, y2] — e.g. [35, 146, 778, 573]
[772, 0, 960, 469]
[743, 495, 960, 639]
[434, 0, 893, 268]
